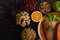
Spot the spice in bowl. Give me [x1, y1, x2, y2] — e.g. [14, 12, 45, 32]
[21, 0, 38, 12]
[21, 28, 36, 40]
[39, 2, 51, 14]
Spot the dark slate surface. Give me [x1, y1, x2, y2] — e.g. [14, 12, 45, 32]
[0, 0, 56, 40]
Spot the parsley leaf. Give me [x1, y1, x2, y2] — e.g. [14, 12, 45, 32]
[47, 25, 53, 31]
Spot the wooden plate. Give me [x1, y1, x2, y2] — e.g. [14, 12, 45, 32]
[38, 12, 60, 40]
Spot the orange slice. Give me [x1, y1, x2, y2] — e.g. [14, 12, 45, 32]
[31, 11, 42, 22]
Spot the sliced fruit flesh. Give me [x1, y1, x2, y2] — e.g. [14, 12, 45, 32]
[31, 11, 42, 22]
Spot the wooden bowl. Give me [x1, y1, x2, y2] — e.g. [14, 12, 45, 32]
[38, 12, 60, 40]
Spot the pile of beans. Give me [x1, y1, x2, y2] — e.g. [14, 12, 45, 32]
[21, 0, 38, 12]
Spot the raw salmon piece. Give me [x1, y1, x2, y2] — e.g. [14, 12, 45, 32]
[42, 21, 51, 32]
[42, 21, 57, 40]
[57, 24, 60, 40]
[42, 21, 57, 32]
[42, 21, 57, 28]
[51, 21, 57, 28]
[46, 31, 53, 40]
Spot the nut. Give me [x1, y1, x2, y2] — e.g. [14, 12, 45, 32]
[39, 2, 51, 14]
[16, 11, 30, 27]
[21, 28, 36, 40]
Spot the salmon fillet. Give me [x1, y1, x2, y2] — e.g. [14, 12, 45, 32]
[42, 21, 57, 40]
[57, 24, 60, 40]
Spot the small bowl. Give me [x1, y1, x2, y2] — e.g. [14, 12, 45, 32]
[38, 17, 46, 40]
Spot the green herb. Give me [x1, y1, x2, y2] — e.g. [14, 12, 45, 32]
[53, 15, 57, 21]
[44, 15, 60, 23]
[48, 15, 53, 21]
[47, 25, 53, 31]
[57, 17, 60, 23]
[45, 17, 49, 21]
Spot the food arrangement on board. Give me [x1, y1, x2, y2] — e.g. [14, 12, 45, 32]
[16, 0, 60, 40]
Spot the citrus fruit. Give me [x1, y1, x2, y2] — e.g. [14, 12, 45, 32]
[31, 11, 42, 22]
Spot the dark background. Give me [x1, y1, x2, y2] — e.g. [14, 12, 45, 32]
[0, 0, 56, 40]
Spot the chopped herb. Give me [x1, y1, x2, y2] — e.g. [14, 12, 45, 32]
[57, 17, 60, 23]
[48, 15, 53, 21]
[44, 15, 60, 23]
[47, 25, 53, 31]
[45, 17, 49, 21]
[53, 15, 57, 21]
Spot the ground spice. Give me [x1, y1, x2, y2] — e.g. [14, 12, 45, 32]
[21, 0, 38, 12]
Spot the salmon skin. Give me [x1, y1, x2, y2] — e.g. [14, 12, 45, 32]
[42, 21, 57, 40]
[57, 24, 60, 40]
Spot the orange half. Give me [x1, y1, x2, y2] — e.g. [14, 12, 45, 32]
[31, 11, 42, 22]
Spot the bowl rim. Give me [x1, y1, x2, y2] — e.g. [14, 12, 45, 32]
[38, 12, 60, 40]
[38, 17, 44, 40]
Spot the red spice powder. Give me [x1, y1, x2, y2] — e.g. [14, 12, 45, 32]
[21, 0, 38, 12]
